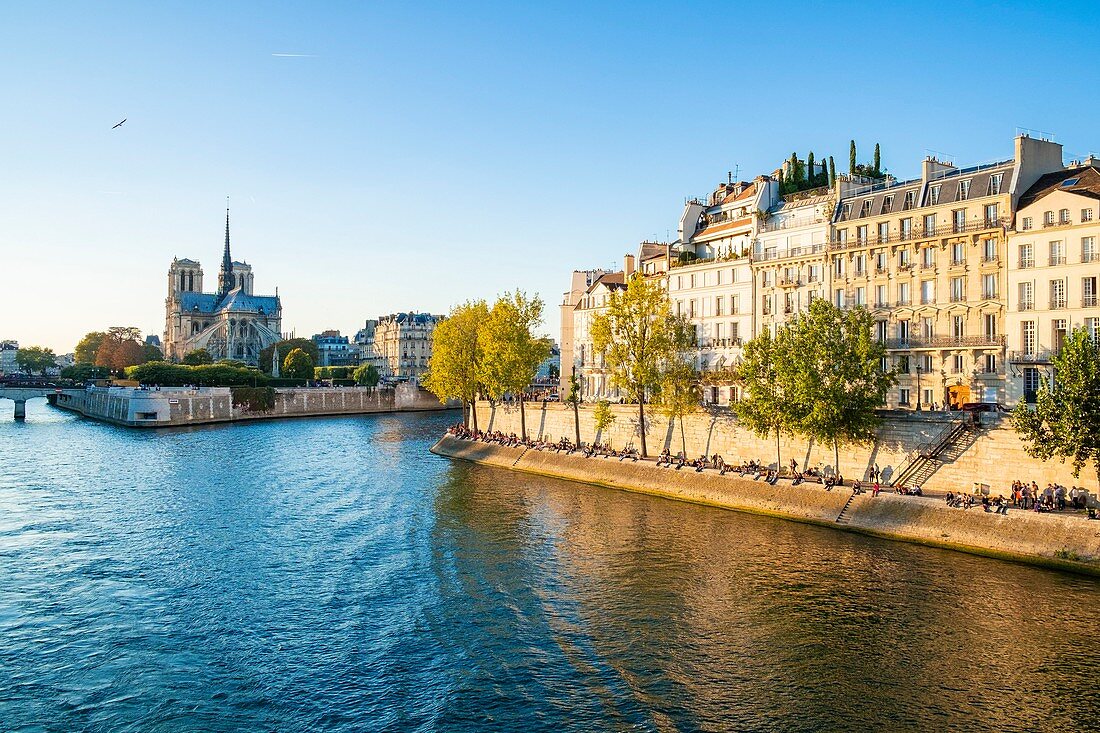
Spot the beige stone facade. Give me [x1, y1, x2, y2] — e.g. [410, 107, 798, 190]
[1006, 162, 1100, 404]
[372, 312, 442, 380]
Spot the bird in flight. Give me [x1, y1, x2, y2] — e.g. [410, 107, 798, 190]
[111, 118, 127, 129]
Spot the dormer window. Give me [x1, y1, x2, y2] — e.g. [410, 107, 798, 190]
[989, 173, 1003, 195]
[959, 179, 971, 200]
[903, 191, 915, 210]
[860, 200, 873, 217]
[843, 203, 853, 219]
[929, 185, 941, 205]
[882, 195, 894, 213]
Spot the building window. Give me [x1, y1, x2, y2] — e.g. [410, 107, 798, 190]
[950, 277, 965, 302]
[1083, 237, 1097, 263]
[951, 242, 965, 265]
[959, 179, 971, 200]
[952, 315, 965, 339]
[876, 251, 888, 272]
[857, 225, 868, 244]
[838, 229, 848, 244]
[984, 313, 998, 339]
[899, 387, 911, 406]
[898, 282, 910, 305]
[1021, 216, 1032, 231]
[903, 191, 915, 210]
[834, 289, 844, 308]
[920, 354, 933, 372]
[922, 317, 934, 339]
[1018, 243, 1034, 268]
[833, 255, 844, 276]
[1049, 240, 1065, 266]
[854, 253, 866, 275]
[1082, 208, 1095, 222]
[989, 173, 1003, 195]
[982, 274, 997, 299]
[876, 284, 887, 307]
[929, 185, 941, 205]
[875, 320, 888, 342]
[1084, 277, 1098, 308]
[843, 203, 853, 219]
[882, 195, 894, 213]
[1022, 321, 1036, 355]
[877, 222, 889, 244]
[1044, 210, 1055, 226]
[855, 287, 866, 306]
[1050, 279, 1066, 309]
[715, 296, 724, 316]
[898, 320, 911, 343]
[984, 353, 997, 374]
[900, 217, 913, 240]
[921, 280, 935, 305]
[921, 247, 935, 268]
[1023, 367, 1040, 403]
[1059, 208, 1071, 224]
[861, 200, 873, 217]
[1018, 282, 1034, 311]
[985, 203, 999, 226]
[982, 238, 997, 262]
[953, 209, 966, 233]
[1085, 317, 1099, 346]
[923, 214, 937, 236]
[952, 354, 964, 374]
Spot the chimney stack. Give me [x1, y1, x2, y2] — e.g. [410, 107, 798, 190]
[624, 254, 636, 278]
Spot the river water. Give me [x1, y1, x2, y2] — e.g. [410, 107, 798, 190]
[1, 400, 1098, 732]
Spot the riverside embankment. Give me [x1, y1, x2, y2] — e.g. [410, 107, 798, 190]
[432, 434, 1100, 575]
[52, 383, 453, 427]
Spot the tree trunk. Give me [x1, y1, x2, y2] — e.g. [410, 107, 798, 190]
[680, 417, 687, 456]
[462, 400, 469, 428]
[834, 439, 840, 482]
[519, 395, 527, 442]
[638, 397, 648, 457]
[775, 426, 781, 474]
[573, 400, 581, 447]
[470, 397, 478, 433]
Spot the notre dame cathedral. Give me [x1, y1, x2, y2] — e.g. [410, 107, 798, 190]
[163, 207, 283, 365]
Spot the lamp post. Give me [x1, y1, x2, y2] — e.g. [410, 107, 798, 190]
[915, 363, 923, 412]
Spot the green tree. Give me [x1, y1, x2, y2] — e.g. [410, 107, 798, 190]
[590, 274, 691, 457]
[873, 143, 882, 176]
[849, 140, 857, 175]
[807, 151, 815, 186]
[259, 338, 320, 374]
[182, 348, 213, 365]
[785, 300, 896, 476]
[423, 300, 489, 431]
[282, 348, 314, 380]
[354, 363, 380, 386]
[1012, 328, 1100, 490]
[15, 346, 57, 375]
[479, 291, 551, 441]
[828, 156, 836, 187]
[657, 357, 699, 455]
[74, 331, 106, 365]
[593, 400, 616, 443]
[734, 328, 799, 471]
[142, 343, 163, 362]
[564, 366, 582, 446]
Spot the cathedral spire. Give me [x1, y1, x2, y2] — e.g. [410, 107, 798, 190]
[219, 196, 234, 296]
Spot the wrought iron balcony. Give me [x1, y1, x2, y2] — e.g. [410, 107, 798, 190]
[1009, 349, 1058, 364]
[886, 335, 1006, 349]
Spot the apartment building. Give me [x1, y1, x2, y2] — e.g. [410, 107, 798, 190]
[672, 176, 778, 403]
[753, 188, 835, 336]
[570, 270, 626, 400]
[831, 135, 1063, 409]
[559, 267, 610, 390]
[1006, 161, 1100, 404]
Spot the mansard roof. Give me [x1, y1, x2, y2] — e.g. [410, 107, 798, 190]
[1017, 165, 1100, 209]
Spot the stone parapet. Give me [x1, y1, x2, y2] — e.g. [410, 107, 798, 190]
[432, 435, 1100, 576]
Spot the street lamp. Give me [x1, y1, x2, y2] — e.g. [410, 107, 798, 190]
[915, 363, 923, 412]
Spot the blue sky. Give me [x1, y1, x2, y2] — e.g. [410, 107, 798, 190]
[3, 1, 1100, 353]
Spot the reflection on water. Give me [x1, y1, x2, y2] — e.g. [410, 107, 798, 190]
[1, 399, 1097, 732]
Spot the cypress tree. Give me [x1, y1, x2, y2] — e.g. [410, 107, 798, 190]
[807, 151, 815, 186]
[873, 143, 881, 176]
[828, 156, 836, 187]
[849, 140, 857, 175]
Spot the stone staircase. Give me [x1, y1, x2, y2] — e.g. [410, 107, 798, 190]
[890, 418, 977, 488]
[835, 491, 857, 525]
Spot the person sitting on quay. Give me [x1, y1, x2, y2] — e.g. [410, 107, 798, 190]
[852, 479, 863, 495]
[656, 449, 672, 468]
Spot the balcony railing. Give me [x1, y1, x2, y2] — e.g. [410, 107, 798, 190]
[829, 217, 1004, 249]
[886, 335, 1006, 349]
[950, 293, 966, 303]
[778, 276, 801, 287]
[920, 261, 936, 270]
[1084, 295, 1098, 307]
[1050, 298, 1067, 310]
[1018, 259, 1035, 269]
[752, 243, 827, 262]
[981, 254, 999, 264]
[1009, 349, 1058, 364]
[694, 337, 743, 349]
[1049, 256, 1067, 266]
[950, 258, 966, 267]
[1019, 300, 1034, 311]
[1083, 252, 1100, 263]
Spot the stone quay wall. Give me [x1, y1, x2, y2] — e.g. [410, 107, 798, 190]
[432, 435, 1100, 576]
[56, 383, 451, 427]
[474, 401, 1099, 499]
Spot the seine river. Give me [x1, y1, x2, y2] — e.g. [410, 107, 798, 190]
[2, 400, 1098, 732]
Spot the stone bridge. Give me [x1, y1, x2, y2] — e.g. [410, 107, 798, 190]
[0, 386, 84, 420]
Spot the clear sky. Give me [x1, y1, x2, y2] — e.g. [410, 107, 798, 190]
[3, 1, 1100, 353]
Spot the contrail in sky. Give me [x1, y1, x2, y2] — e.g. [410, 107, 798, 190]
[271, 53, 317, 57]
